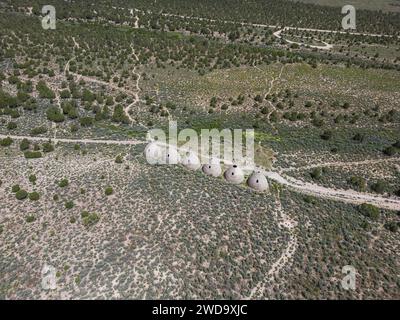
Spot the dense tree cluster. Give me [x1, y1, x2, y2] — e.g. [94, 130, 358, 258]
[7, 0, 400, 35]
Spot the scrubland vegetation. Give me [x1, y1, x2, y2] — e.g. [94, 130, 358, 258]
[0, 0, 399, 300]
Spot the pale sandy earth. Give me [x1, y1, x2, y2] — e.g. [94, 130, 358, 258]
[123, 44, 142, 124]
[248, 190, 298, 299]
[0, 145, 291, 299]
[1, 6, 399, 299]
[2, 143, 396, 299]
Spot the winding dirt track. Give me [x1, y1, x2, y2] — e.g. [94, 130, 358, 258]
[0, 134, 142, 146]
[65, 38, 142, 126]
[157, 9, 400, 51]
[265, 171, 400, 211]
[266, 64, 285, 122]
[150, 141, 400, 211]
[159, 11, 400, 39]
[5, 9, 400, 211]
[3, 133, 398, 210]
[248, 190, 298, 299]
[273, 28, 333, 50]
[124, 44, 141, 124]
[281, 157, 400, 172]
[9, 6, 399, 297]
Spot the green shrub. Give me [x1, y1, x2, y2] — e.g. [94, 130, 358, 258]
[25, 215, 36, 223]
[4, 108, 20, 118]
[303, 195, 317, 204]
[305, 101, 313, 108]
[348, 176, 367, 192]
[16, 190, 28, 200]
[36, 80, 55, 99]
[371, 180, 387, 194]
[81, 211, 89, 219]
[67, 107, 79, 119]
[254, 94, 263, 103]
[81, 212, 100, 227]
[0, 89, 18, 108]
[312, 118, 324, 127]
[384, 222, 398, 233]
[31, 126, 48, 135]
[361, 221, 370, 230]
[79, 116, 94, 127]
[60, 89, 71, 99]
[28, 192, 40, 201]
[12, 185, 20, 193]
[269, 111, 278, 122]
[19, 139, 30, 151]
[105, 96, 114, 106]
[112, 104, 129, 124]
[65, 201, 74, 209]
[82, 89, 95, 102]
[29, 175, 37, 184]
[7, 121, 17, 130]
[359, 203, 380, 221]
[24, 151, 42, 159]
[0, 137, 13, 147]
[310, 168, 322, 180]
[58, 179, 69, 188]
[42, 142, 55, 153]
[383, 146, 397, 156]
[70, 124, 79, 133]
[105, 187, 113, 196]
[46, 106, 65, 123]
[115, 155, 123, 164]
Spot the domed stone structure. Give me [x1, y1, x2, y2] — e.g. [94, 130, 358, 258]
[224, 165, 244, 184]
[165, 145, 180, 165]
[202, 159, 222, 177]
[144, 141, 164, 165]
[247, 171, 269, 192]
[181, 151, 201, 171]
